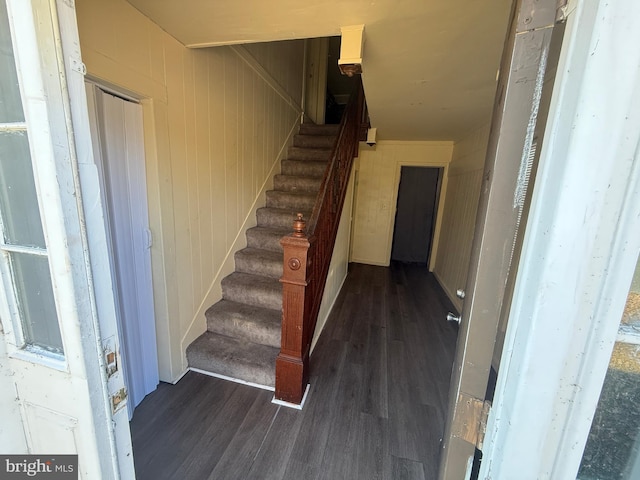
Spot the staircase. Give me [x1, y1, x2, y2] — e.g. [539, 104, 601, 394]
[186, 123, 340, 388]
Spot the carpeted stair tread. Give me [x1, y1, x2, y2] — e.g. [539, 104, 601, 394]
[281, 159, 328, 177]
[187, 122, 340, 389]
[293, 134, 336, 149]
[222, 272, 283, 310]
[186, 332, 278, 387]
[205, 299, 281, 348]
[257, 207, 313, 229]
[274, 174, 323, 193]
[288, 146, 332, 161]
[235, 247, 283, 279]
[246, 226, 290, 252]
[266, 190, 317, 210]
[299, 123, 340, 136]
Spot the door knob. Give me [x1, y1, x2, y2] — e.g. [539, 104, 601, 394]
[447, 312, 461, 324]
[456, 289, 466, 299]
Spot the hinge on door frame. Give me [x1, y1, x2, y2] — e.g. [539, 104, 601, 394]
[451, 393, 492, 451]
[111, 387, 127, 414]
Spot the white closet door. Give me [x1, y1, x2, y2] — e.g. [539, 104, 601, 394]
[88, 84, 159, 415]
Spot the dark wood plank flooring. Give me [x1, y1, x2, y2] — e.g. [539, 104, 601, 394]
[130, 262, 458, 479]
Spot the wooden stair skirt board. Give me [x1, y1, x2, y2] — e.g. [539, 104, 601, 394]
[186, 123, 340, 392]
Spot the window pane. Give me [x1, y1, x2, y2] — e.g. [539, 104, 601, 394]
[0, 0, 24, 123]
[10, 252, 63, 354]
[0, 130, 46, 247]
[621, 261, 640, 333]
[578, 258, 640, 479]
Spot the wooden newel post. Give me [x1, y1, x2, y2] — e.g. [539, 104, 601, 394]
[276, 213, 314, 404]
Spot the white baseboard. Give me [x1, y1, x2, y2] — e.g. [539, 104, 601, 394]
[272, 383, 310, 410]
[189, 367, 275, 392]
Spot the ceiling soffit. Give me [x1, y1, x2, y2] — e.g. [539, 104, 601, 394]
[126, 0, 512, 141]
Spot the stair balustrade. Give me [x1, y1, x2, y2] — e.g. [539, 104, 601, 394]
[276, 77, 367, 404]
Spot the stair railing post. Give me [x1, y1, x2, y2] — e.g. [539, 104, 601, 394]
[276, 213, 315, 404]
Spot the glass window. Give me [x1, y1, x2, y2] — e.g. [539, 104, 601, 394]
[0, 1, 23, 123]
[9, 252, 62, 352]
[0, 130, 46, 248]
[0, 0, 63, 355]
[578, 257, 640, 479]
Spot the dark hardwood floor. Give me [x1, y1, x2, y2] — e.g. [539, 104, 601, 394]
[130, 262, 458, 479]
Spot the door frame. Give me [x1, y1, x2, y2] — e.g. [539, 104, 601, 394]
[390, 165, 442, 265]
[438, 0, 564, 477]
[479, 0, 640, 477]
[439, 0, 640, 478]
[388, 158, 449, 271]
[85, 82, 159, 415]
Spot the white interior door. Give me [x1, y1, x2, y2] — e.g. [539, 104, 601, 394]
[85, 83, 158, 415]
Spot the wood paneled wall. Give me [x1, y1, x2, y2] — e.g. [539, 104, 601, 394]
[242, 42, 304, 104]
[433, 124, 490, 312]
[76, 0, 304, 381]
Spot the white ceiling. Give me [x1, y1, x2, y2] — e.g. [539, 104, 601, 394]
[126, 0, 512, 141]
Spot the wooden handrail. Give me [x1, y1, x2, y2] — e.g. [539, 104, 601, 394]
[276, 77, 367, 404]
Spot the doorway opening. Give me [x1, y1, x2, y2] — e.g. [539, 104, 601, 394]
[85, 82, 159, 418]
[391, 166, 442, 265]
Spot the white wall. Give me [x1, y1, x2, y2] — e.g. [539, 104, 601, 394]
[350, 141, 453, 266]
[433, 124, 490, 311]
[76, 0, 305, 381]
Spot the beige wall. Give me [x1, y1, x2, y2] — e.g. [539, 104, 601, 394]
[76, 0, 304, 381]
[243, 42, 304, 104]
[350, 141, 454, 267]
[433, 124, 490, 312]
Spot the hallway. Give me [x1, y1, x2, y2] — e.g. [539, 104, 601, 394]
[130, 262, 458, 479]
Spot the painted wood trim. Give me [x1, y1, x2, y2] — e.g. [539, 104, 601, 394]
[2, 0, 131, 477]
[480, 0, 640, 477]
[439, 0, 560, 476]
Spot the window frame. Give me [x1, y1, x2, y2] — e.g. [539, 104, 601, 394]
[0, 0, 67, 369]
